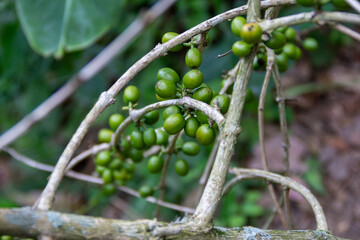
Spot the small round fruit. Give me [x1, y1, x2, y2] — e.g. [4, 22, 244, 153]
[157, 67, 180, 83]
[183, 70, 204, 89]
[123, 85, 140, 104]
[95, 150, 112, 166]
[185, 48, 203, 69]
[109, 157, 123, 170]
[264, 31, 286, 49]
[276, 53, 288, 66]
[212, 90, 219, 97]
[196, 110, 209, 124]
[303, 37, 318, 51]
[232, 41, 251, 57]
[143, 110, 159, 125]
[128, 148, 143, 163]
[96, 165, 106, 174]
[113, 169, 127, 181]
[296, 0, 315, 6]
[276, 27, 288, 33]
[115, 179, 126, 186]
[147, 155, 164, 173]
[245, 88, 256, 103]
[193, 87, 213, 103]
[119, 138, 130, 153]
[182, 141, 200, 156]
[162, 106, 181, 120]
[274, 47, 283, 55]
[210, 95, 230, 114]
[162, 32, 182, 52]
[155, 129, 169, 145]
[124, 161, 135, 173]
[102, 169, 113, 184]
[130, 130, 144, 150]
[164, 113, 185, 135]
[332, 0, 350, 8]
[102, 183, 116, 196]
[252, 56, 261, 71]
[196, 124, 216, 146]
[294, 47, 302, 61]
[139, 185, 154, 198]
[284, 28, 296, 42]
[277, 62, 288, 72]
[175, 159, 190, 176]
[143, 128, 157, 147]
[175, 137, 184, 150]
[156, 94, 169, 101]
[185, 117, 200, 138]
[98, 128, 113, 143]
[109, 113, 125, 131]
[240, 23, 263, 44]
[231, 16, 247, 37]
[155, 79, 177, 99]
[283, 43, 298, 60]
[126, 173, 134, 181]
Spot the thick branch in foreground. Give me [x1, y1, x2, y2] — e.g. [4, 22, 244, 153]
[0, 208, 344, 240]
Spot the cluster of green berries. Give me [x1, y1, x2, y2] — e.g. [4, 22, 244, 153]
[157, 32, 233, 146]
[96, 73, 222, 198]
[230, 16, 318, 72]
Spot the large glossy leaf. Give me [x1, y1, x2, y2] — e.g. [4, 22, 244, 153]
[15, 0, 122, 58]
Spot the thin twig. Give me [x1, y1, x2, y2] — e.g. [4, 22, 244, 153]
[262, 195, 284, 229]
[259, 11, 360, 32]
[0, 0, 178, 150]
[272, 52, 295, 228]
[217, 49, 233, 58]
[65, 143, 110, 172]
[228, 168, 328, 231]
[258, 49, 289, 229]
[331, 23, 360, 41]
[345, 0, 360, 14]
[3, 147, 195, 214]
[219, 62, 240, 95]
[155, 133, 181, 218]
[196, 137, 220, 203]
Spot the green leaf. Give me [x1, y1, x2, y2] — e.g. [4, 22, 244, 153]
[229, 215, 247, 227]
[15, 0, 122, 58]
[242, 203, 265, 218]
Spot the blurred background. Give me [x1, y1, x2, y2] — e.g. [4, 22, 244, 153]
[0, 0, 359, 238]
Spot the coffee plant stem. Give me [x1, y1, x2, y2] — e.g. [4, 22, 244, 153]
[155, 133, 181, 218]
[258, 51, 290, 229]
[330, 23, 360, 41]
[345, 0, 360, 14]
[191, 0, 262, 227]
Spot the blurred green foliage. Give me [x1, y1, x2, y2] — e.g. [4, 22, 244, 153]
[0, 0, 352, 226]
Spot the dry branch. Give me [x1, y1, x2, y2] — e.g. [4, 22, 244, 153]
[0, 208, 345, 240]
